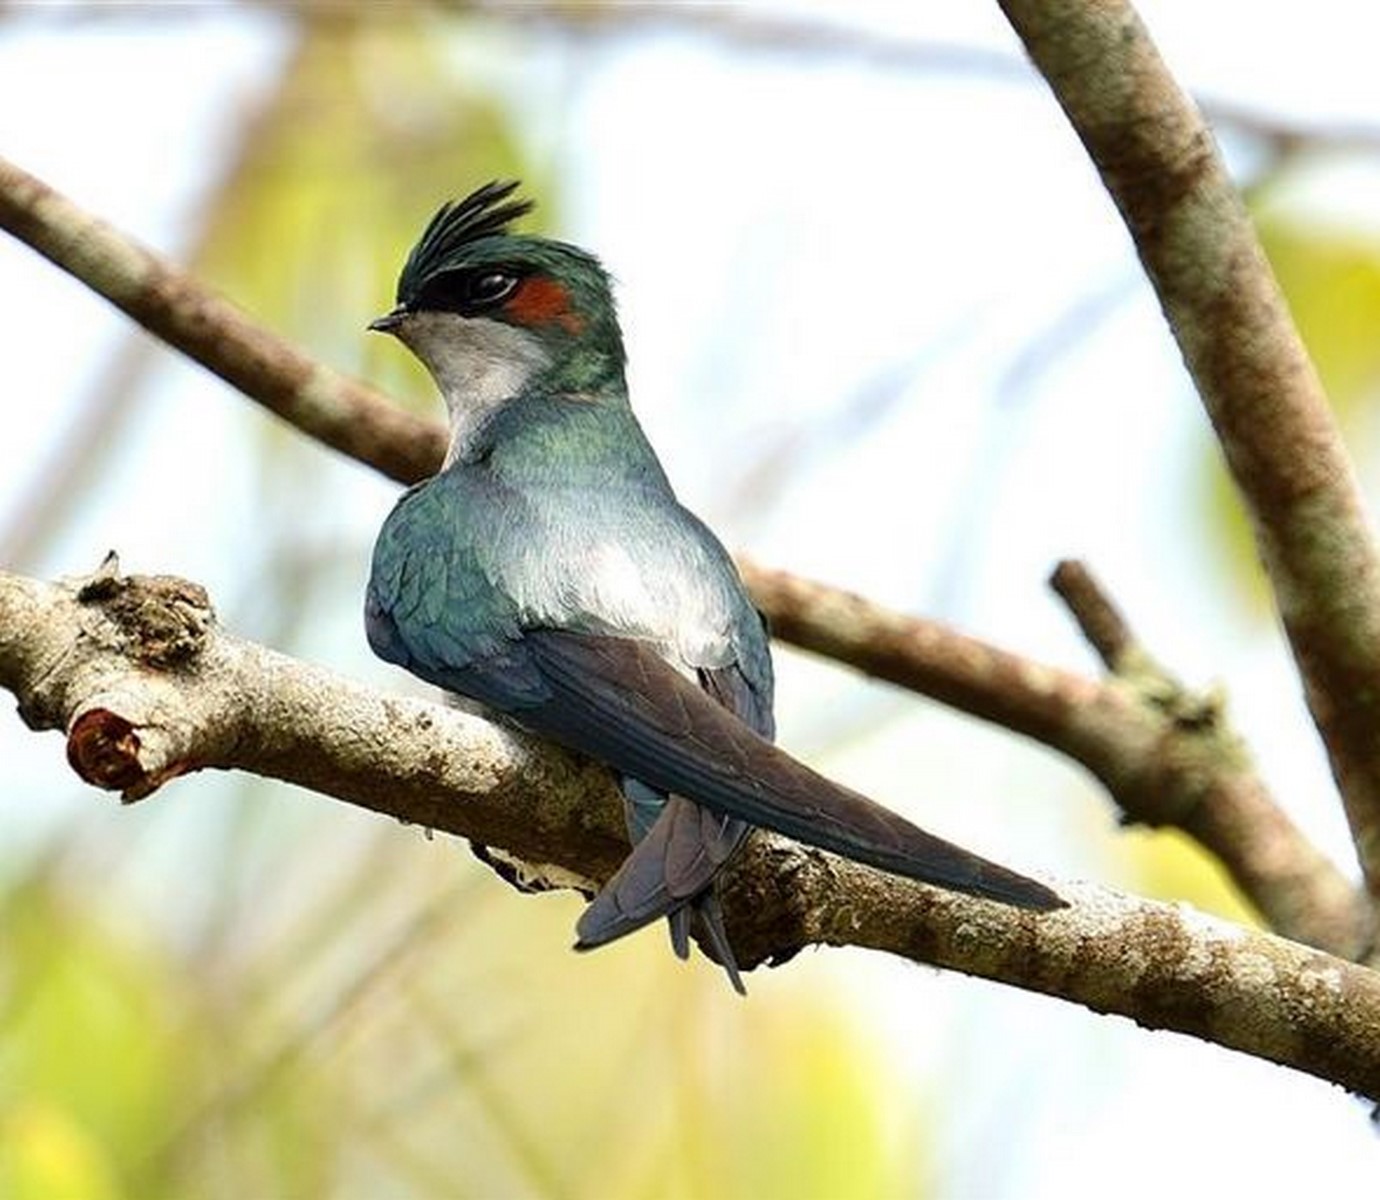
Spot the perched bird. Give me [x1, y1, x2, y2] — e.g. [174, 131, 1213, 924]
[365, 181, 1063, 992]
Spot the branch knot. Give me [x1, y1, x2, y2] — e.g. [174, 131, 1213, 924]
[75, 555, 214, 669]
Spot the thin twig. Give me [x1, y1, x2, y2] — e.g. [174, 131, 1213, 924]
[1049, 560, 1134, 669]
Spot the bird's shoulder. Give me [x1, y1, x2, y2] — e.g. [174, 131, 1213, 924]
[365, 473, 521, 673]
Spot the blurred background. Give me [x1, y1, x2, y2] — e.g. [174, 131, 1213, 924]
[4, 2, 1380, 1196]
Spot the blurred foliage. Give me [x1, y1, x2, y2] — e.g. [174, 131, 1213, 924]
[0, 829, 922, 1199]
[1198, 181, 1380, 616]
[2, 865, 193, 1199]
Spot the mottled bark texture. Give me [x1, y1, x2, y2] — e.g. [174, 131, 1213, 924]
[1, 559, 625, 882]
[5, 561, 1380, 1100]
[999, 0, 1380, 904]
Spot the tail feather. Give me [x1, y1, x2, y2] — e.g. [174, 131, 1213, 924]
[524, 633, 1064, 911]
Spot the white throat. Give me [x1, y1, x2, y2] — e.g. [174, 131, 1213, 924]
[397, 311, 551, 466]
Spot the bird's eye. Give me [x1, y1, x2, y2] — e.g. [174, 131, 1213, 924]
[466, 270, 518, 307]
[414, 267, 522, 316]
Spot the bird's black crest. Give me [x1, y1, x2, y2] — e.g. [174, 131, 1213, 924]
[397, 180, 535, 303]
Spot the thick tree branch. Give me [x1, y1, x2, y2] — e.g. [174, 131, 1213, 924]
[998, 0, 1380, 902]
[2, 557, 628, 878]
[0, 151, 1365, 956]
[4, 561, 1380, 1099]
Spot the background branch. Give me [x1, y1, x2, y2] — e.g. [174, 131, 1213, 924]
[744, 560, 1367, 956]
[472, 1, 1380, 158]
[4, 560, 1380, 1100]
[1050, 560, 1135, 669]
[0, 155, 444, 484]
[998, 0, 1380, 906]
[0, 150, 1364, 957]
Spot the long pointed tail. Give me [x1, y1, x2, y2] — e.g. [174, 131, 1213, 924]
[521, 633, 1064, 911]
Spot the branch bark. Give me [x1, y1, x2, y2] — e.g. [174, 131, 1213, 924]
[997, 0, 1380, 905]
[0, 155, 444, 484]
[4, 560, 1380, 1100]
[0, 150, 1366, 957]
[744, 560, 1368, 956]
[3, 557, 628, 879]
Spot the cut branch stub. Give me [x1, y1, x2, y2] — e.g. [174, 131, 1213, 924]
[66, 708, 144, 791]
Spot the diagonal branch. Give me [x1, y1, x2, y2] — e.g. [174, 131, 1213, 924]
[3, 560, 1380, 1099]
[1049, 560, 1370, 955]
[746, 560, 1367, 956]
[0, 150, 1366, 956]
[0, 155, 443, 484]
[997, 0, 1380, 905]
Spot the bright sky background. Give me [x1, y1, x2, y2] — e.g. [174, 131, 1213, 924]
[4, 3, 1380, 1196]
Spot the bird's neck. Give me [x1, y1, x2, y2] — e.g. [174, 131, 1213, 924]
[461, 390, 672, 495]
[427, 321, 627, 468]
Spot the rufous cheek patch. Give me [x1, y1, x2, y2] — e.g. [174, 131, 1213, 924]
[506, 276, 586, 334]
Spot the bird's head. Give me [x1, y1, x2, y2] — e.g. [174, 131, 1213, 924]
[370, 182, 626, 420]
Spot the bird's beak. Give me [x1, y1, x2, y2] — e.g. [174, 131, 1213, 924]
[368, 306, 408, 334]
